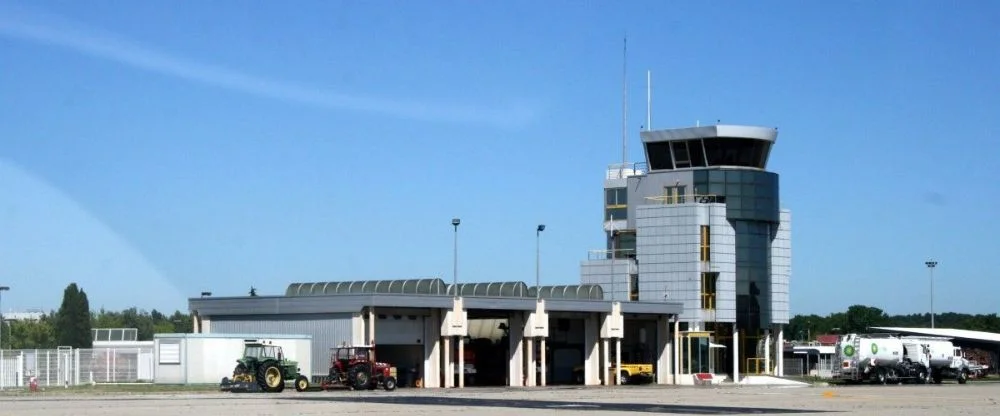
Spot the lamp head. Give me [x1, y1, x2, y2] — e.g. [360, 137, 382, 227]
[537, 224, 545, 232]
[0, 286, 8, 292]
[452, 218, 461, 227]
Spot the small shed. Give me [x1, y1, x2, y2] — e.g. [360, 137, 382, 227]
[153, 333, 312, 384]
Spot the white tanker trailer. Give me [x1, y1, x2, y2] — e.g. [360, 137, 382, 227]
[832, 333, 971, 385]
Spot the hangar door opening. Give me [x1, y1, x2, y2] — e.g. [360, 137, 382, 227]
[465, 312, 510, 387]
[547, 315, 585, 385]
[371, 313, 425, 388]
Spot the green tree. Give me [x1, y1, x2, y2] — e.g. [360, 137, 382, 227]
[6, 316, 57, 349]
[55, 283, 93, 348]
[841, 304, 889, 333]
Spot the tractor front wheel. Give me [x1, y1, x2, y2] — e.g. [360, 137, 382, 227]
[383, 376, 397, 391]
[295, 375, 310, 392]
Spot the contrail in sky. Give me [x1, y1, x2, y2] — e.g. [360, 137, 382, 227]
[0, 4, 542, 128]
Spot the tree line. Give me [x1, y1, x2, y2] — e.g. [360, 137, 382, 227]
[787, 304, 1000, 340]
[4, 285, 1000, 350]
[1, 283, 193, 349]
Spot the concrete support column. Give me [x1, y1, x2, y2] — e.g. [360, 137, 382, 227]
[673, 318, 680, 382]
[615, 337, 622, 385]
[423, 309, 442, 388]
[602, 338, 610, 385]
[368, 308, 376, 344]
[764, 329, 771, 376]
[508, 312, 524, 387]
[525, 337, 535, 386]
[458, 336, 465, 388]
[540, 337, 547, 386]
[775, 325, 784, 377]
[584, 313, 600, 385]
[656, 315, 671, 385]
[443, 337, 452, 388]
[192, 313, 201, 333]
[732, 323, 740, 383]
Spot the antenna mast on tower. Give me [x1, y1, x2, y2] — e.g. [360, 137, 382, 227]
[621, 36, 628, 176]
[646, 70, 651, 131]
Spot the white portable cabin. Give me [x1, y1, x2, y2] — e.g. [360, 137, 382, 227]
[153, 333, 312, 384]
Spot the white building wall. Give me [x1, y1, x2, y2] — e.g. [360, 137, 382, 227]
[580, 259, 633, 302]
[770, 209, 792, 324]
[153, 334, 312, 384]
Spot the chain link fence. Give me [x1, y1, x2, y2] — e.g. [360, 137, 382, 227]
[0, 346, 154, 389]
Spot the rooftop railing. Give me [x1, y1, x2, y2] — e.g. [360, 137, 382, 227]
[644, 193, 727, 205]
[605, 162, 648, 180]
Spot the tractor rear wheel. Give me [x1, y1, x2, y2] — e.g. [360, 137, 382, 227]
[350, 365, 371, 390]
[295, 375, 310, 392]
[258, 363, 285, 393]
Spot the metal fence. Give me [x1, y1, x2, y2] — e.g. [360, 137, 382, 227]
[782, 356, 836, 378]
[0, 347, 154, 389]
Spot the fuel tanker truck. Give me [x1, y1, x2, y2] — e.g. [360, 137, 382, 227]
[832, 333, 971, 385]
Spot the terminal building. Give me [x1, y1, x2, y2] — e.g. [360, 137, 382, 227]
[580, 124, 791, 381]
[185, 123, 791, 388]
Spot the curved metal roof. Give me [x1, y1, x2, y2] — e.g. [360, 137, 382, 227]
[528, 285, 605, 300]
[448, 281, 530, 298]
[285, 278, 448, 296]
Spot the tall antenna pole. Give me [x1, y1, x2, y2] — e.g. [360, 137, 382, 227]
[621, 35, 628, 175]
[646, 70, 651, 131]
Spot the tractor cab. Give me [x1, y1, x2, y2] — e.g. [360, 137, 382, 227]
[331, 346, 375, 367]
[243, 342, 283, 362]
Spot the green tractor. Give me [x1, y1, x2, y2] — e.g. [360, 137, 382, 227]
[220, 340, 310, 393]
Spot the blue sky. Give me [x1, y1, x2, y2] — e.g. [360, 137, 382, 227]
[0, 0, 997, 317]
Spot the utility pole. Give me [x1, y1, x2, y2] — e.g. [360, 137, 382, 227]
[925, 260, 937, 328]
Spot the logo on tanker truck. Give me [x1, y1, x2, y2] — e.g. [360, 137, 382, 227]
[871, 343, 879, 354]
[843, 345, 855, 357]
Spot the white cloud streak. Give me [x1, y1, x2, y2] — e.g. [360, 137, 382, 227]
[0, 5, 542, 128]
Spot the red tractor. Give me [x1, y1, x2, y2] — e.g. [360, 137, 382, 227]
[320, 345, 397, 391]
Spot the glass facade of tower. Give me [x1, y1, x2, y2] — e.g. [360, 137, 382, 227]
[694, 168, 780, 341]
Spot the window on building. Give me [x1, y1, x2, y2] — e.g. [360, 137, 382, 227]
[605, 187, 627, 205]
[701, 272, 718, 310]
[662, 185, 687, 204]
[605, 187, 627, 220]
[700, 225, 711, 262]
[605, 207, 627, 221]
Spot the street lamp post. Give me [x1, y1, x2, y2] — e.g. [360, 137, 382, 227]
[452, 218, 461, 297]
[0, 285, 8, 391]
[0, 286, 8, 350]
[925, 260, 937, 328]
[536, 224, 545, 299]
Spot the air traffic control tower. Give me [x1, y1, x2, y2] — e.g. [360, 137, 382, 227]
[580, 124, 791, 382]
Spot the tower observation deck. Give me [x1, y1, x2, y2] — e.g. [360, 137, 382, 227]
[640, 125, 778, 171]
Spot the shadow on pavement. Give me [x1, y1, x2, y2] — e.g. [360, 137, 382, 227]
[285, 394, 833, 414]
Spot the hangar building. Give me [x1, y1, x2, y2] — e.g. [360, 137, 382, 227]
[188, 278, 684, 387]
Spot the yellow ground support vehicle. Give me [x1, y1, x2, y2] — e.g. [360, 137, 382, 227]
[572, 362, 653, 385]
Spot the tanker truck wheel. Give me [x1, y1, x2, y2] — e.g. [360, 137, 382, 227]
[875, 368, 888, 385]
[916, 370, 928, 384]
[957, 369, 969, 385]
